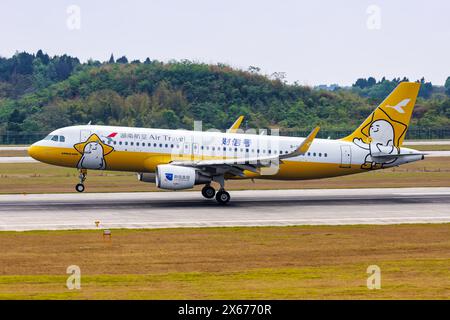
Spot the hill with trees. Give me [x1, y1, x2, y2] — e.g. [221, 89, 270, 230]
[0, 51, 449, 143]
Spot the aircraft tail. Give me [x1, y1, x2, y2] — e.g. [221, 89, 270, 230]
[341, 82, 420, 147]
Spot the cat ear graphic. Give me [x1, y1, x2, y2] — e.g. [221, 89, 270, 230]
[74, 134, 114, 156]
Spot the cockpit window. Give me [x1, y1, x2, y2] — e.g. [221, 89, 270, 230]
[51, 135, 59, 141]
[59, 136, 65, 142]
[44, 135, 53, 140]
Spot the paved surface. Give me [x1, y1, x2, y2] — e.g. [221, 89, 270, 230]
[0, 157, 37, 163]
[0, 188, 449, 231]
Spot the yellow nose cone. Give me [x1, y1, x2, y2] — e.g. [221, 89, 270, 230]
[28, 144, 46, 162]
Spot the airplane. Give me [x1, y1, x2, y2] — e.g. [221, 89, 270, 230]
[28, 82, 424, 204]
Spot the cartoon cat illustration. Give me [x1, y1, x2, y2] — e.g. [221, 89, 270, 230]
[78, 141, 106, 169]
[353, 119, 399, 169]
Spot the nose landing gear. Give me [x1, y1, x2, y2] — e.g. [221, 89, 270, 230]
[75, 169, 87, 193]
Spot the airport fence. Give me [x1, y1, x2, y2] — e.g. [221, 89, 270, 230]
[1, 128, 449, 145]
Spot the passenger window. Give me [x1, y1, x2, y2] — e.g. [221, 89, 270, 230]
[171, 144, 174, 148]
[319, 153, 322, 157]
[324, 153, 328, 157]
[59, 136, 65, 142]
[165, 144, 168, 148]
[125, 142, 128, 146]
[119, 141, 122, 145]
[160, 144, 163, 148]
[307, 152, 311, 156]
[313, 152, 316, 157]
[113, 141, 116, 145]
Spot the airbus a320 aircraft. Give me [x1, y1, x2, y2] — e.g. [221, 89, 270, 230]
[28, 82, 424, 203]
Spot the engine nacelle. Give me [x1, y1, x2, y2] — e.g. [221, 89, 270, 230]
[137, 172, 156, 183]
[155, 164, 211, 190]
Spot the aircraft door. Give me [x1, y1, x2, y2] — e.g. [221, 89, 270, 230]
[182, 142, 191, 159]
[340, 145, 352, 168]
[80, 129, 91, 142]
[192, 143, 200, 159]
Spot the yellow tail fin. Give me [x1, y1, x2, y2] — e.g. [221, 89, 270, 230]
[342, 82, 420, 147]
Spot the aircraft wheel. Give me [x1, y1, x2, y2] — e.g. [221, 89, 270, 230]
[201, 185, 216, 199]
[75, 183, 85, 193]
[215, 190, 230, 204]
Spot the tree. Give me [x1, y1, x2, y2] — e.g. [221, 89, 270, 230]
[108, 54, 115, 64]
[36, 49, 50, 65]
[13, 52, 34, 75]
[353, 78, 368, 89]
[116, 56, 128, 64]
[445, 76, 450, 96]
[367, 77, 376, 87]
[418, 77, 433, 98]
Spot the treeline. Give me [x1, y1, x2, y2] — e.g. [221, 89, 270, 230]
[0, 51, 449, 138]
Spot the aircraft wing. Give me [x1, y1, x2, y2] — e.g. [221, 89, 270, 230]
[170, 126, 320, 178]
[371, 151, 425, 161]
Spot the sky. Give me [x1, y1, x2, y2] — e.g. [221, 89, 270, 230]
[0, 0, 449, 86]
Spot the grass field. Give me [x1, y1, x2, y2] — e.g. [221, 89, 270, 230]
[0, 150, 28, 157]
[0, 224, 449, 299]
[411, 145, 450, 151]
[0, 157, 449, 194]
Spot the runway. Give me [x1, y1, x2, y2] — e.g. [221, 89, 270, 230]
[0, 188, 449, 231]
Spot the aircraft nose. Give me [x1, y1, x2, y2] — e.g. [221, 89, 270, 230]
[28, 143, 41, 161]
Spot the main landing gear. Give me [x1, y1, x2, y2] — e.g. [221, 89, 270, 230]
[201, 185, 216, 199]
[75, 169, 87, 193]
[201, 176, 231, 204]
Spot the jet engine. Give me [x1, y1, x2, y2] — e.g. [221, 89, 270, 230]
[154, 164, 211, 190]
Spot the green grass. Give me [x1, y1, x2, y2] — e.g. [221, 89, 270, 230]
[0, 225, 449, 299]
[411, 145, 450, 151]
